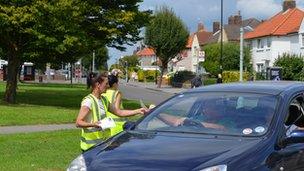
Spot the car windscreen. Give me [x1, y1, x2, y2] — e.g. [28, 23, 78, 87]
[137, 92, 278, 136]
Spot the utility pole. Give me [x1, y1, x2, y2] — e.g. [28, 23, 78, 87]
[240, 27, 244, 82]
[196, 48, 199, 75]
[92, 50, 95, 73]
[220, 0, 223, 75]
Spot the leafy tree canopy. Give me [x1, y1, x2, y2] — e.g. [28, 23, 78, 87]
[145, 6, 189, 87]
[81, 47, 109, 71]
[202, 43, 251, 76]
[1, 0, 150, 103]
[119, 55, 139, 67]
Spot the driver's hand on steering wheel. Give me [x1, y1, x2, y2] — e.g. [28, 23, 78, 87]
[181, 118, 204, 127]
[174, 117, 187, 126]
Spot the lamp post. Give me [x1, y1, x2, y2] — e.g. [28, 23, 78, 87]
[240, 26, 253, 82]
[220, 0, 223, 75]
[240, 27, 244, 82]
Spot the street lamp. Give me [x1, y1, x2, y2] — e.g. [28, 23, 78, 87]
[220, 0, 223, 75]
[240, 26, 253, 82]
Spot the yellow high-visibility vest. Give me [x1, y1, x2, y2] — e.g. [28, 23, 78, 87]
[103, 89, 127, 137]
[80, 94, 111, 151]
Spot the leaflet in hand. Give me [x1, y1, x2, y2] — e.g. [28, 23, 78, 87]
[140, 99, 148, 109]
[98, 117, 116, 130]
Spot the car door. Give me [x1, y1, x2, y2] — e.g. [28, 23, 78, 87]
[268, 94, 304, 171]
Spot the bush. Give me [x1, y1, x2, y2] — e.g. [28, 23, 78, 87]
[203, 78, 217, 85]
[137, 70, 145, 82]
[222, 71, 249, 83]
[144, 70, 160, 82]
[255, 72, 266, 80]
[274, 54, 304, 80]
[172, 70, 195, 87]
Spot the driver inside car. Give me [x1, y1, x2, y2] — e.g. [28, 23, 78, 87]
[158, 99, 228, 130]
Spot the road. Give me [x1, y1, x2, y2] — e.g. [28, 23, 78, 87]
[119, 83, 174, 105]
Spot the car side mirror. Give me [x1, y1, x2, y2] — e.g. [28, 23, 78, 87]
[280, 130, 304, 147]
[123, 121, 136, 131]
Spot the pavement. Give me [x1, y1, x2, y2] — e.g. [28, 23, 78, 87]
[1, 79, 187, 134]
[0, 124, 76, 134]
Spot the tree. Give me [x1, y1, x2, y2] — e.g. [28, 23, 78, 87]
[119, 55, 139, 67]
[0, 0, 150, 103]
[203, 43, 251, 76]
[274, 54, 304, 80]
[145, 6, 189, 88]
[82, 47, 109, 71]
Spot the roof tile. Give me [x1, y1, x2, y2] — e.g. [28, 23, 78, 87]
[136, 47, 155, 57]
[245, 8, 304, 39]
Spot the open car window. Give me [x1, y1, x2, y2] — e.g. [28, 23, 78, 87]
[285, 96, 304, 136]
[137, 92, 278, 136]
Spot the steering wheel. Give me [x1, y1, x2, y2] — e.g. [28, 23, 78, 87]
[181, 118, 205, 128]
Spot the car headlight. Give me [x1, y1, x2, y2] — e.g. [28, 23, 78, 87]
[200, 165, 227, 171]
[67, 154, 87, 171]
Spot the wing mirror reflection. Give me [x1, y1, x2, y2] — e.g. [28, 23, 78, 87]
[280, 129, 304, 148]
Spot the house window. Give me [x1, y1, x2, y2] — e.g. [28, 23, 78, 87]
[257, 63, 264, 72]
[261, 39, 264, 48]
[267, 37, 271, 48]
[257, 39, 263, 49]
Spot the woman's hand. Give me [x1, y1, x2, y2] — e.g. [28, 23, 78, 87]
[136, 108, 150, 115]
[93, 121, 101, 128]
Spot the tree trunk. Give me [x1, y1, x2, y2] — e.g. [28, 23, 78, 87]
[157, 67, 164, 88]
[4, 51, 20, 103]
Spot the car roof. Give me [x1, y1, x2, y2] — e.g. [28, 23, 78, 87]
[187, 81, 304, 95]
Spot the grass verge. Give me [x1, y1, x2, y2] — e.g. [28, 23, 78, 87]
[0, 129, 80, 171]
[0, 82, 143, 126]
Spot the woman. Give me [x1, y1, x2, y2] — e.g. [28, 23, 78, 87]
[102, 74, 129, 136]
[76, 73, 147, 151]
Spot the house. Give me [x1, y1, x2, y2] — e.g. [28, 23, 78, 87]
[209, 12, 260, 43]
[136, 47, 159, 71]
[245, 0, 304, 72]
[169, 23, 212, 73]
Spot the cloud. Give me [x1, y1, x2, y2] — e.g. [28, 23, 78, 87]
[236, 0, 281, 20]
[296, 0, 304, 10]
[209, 5, 220, 12]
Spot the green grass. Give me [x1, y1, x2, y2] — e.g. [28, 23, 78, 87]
[0, 129, 80, 171]
[0, 82, 142, 126]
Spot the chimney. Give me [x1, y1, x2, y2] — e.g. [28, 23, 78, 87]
[228, 11, 242, 25]
[228, 16, 234, 25]
[234, 11, 242, 25]
[197, 23, 205, 32]
[283, 0, 296, 12]
[213, 22, 220, 33]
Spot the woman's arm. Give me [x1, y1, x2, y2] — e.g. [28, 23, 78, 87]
[158, 114, 186, 126]
[109, 102, 146, 117]
[201, 122, 226, 130]
[114, 92, 122, 110]
[76, 106, 99, 128]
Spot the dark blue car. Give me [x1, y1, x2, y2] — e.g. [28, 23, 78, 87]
[68, 81, 304, 171]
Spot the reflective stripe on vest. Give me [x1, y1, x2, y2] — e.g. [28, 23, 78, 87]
[80, 94, 110, 151]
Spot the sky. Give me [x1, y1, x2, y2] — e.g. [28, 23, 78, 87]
[108, 0, 304, 66]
